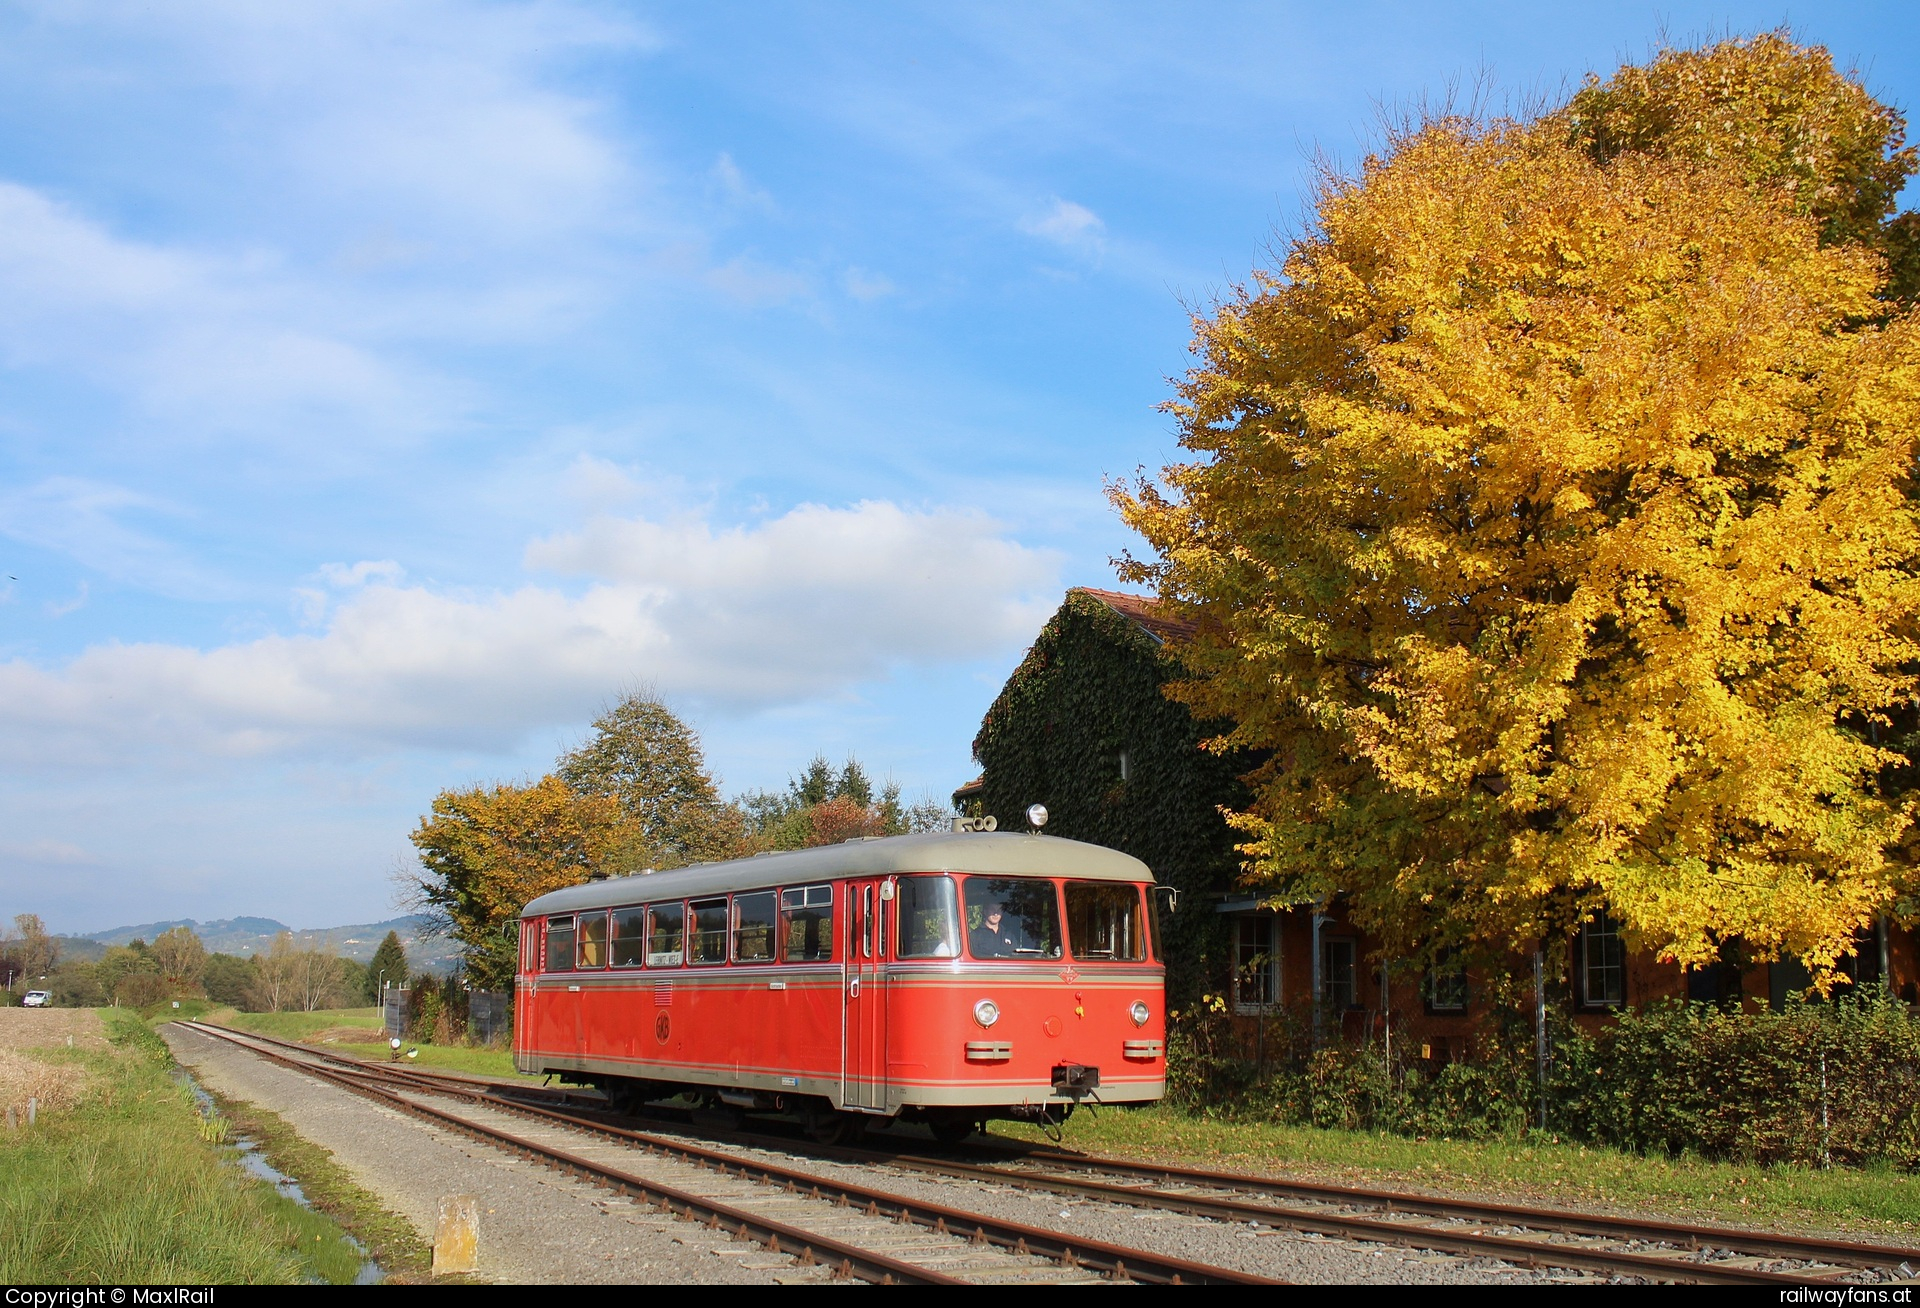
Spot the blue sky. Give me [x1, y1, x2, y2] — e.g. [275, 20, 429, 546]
[2, 2, 1915, 933]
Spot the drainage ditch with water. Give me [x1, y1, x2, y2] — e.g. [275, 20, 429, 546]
[174, 1066, 385, 1285]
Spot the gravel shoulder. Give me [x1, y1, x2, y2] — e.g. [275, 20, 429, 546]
[162, 1023, 799, 1285]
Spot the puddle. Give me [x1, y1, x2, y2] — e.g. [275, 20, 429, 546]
[174, 1067, 385, 1285]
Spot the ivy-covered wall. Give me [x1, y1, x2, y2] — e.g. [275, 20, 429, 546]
[971, 589, 1247, 1003]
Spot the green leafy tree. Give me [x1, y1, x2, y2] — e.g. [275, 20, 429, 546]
[365, 930, 409, 1003]
[203, 953, 257, 1007]
[150, 926, 207, 995]
[2, 914, 60, 991]
[557, 693, 746, 866]
[739, 754, 940, 850]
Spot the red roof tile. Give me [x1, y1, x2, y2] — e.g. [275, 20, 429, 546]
[1072, 587, 1197, 645]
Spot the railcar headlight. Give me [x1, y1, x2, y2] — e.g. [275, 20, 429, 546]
[1130, 1001, 1151, 1027]
[973, 999, 1001, 1028]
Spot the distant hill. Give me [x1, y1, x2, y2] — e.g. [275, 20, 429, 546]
[56, 913, 461, 974]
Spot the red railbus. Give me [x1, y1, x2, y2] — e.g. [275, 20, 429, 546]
[514, 830, 1166, 1141]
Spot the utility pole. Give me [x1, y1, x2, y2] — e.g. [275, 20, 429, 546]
[1533, 948, 1549, 1132]
[1310, 910, 1327, 1049]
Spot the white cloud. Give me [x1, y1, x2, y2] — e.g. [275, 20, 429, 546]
[843, 267, 897, 301]
[45, 581, 89, 619]
[710, 152, 775, 212]
[317, 560, 405, 589]
[0, 837, 98, 867]
[701, 254, 813, 306]
[0, 182, 455, 444]
[1019, 197, 1106, 251]
[0, 476, 235, 601]
[0, 501, 1059, 764]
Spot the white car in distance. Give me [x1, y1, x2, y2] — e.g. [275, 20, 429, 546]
[21, 990, 51, 1008]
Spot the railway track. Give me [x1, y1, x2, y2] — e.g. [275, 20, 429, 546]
[184, 1022, 1920, 1286]
[173, 1021, 1276, 1286]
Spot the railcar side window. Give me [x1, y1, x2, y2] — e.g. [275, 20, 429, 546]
[733, 891, 777, 963]
[896, 875, 960, 959]
[961, 877, 1062, 960]
[646, 903, 685, 967]
[1065, 882, 1145, 961]
[610, 908, 647, 967]
[545, 916, 575, 972]
[781, 884, 835, 962]
[689, 898, 728, 965]
[576, 911, 608, 968]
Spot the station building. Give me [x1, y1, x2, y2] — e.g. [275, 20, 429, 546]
[959, 588, 1920, 1060]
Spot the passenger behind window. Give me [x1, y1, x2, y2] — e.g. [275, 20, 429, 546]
[961, 877, 1061, 960]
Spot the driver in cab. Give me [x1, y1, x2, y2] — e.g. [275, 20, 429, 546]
[970, 902, 1021, 958]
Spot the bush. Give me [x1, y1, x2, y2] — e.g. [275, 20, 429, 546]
[1162, 994, 1920, 1167]
[1559, 997, 1920, 1168]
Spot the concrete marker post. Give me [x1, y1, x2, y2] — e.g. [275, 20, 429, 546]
[433, 1193, 479, 1275]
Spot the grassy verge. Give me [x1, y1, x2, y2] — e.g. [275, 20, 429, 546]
[327, 1040, 527, 1079]
[206, 1005, 531, 1080]
[0, 1010, 369, 1282]
[207, 1086, 430, 1281]
[212, 1006, 386, 1041]
[989, 1104, 1920, 1238]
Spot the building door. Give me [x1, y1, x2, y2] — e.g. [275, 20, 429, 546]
[842, 879, 889, 1110]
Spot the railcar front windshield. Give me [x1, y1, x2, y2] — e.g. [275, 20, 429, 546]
[896, 875, 960, 958]
[962, 876, 1062, 960]
[1065, 881, 1145, 961]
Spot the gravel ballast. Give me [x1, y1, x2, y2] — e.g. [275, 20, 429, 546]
[163, 1024, 807, 1285]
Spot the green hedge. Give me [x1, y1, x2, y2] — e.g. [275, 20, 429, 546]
[1165, 996, 1920, 1168]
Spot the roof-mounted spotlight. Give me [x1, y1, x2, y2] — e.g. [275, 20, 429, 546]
[1025, 803, 1049, 831]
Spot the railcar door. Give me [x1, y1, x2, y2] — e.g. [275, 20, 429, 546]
[842, 878, 889, 1110]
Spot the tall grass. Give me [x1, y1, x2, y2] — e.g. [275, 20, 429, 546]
[0, 1011, 362, 1283]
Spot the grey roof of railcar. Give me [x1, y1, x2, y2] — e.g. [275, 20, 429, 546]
[520, 831, 1153, 918]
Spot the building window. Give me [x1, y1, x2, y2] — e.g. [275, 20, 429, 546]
[1425, 952, 1468, 1014]
[1321, 937, 1357, 1010]
[1580, 911, 1625, 1007]
[1232, 914, 1278, 1012]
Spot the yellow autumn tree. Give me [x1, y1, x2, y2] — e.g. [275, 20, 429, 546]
[1116, 37, 1920, 980]
[408, 775, 642, 988]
